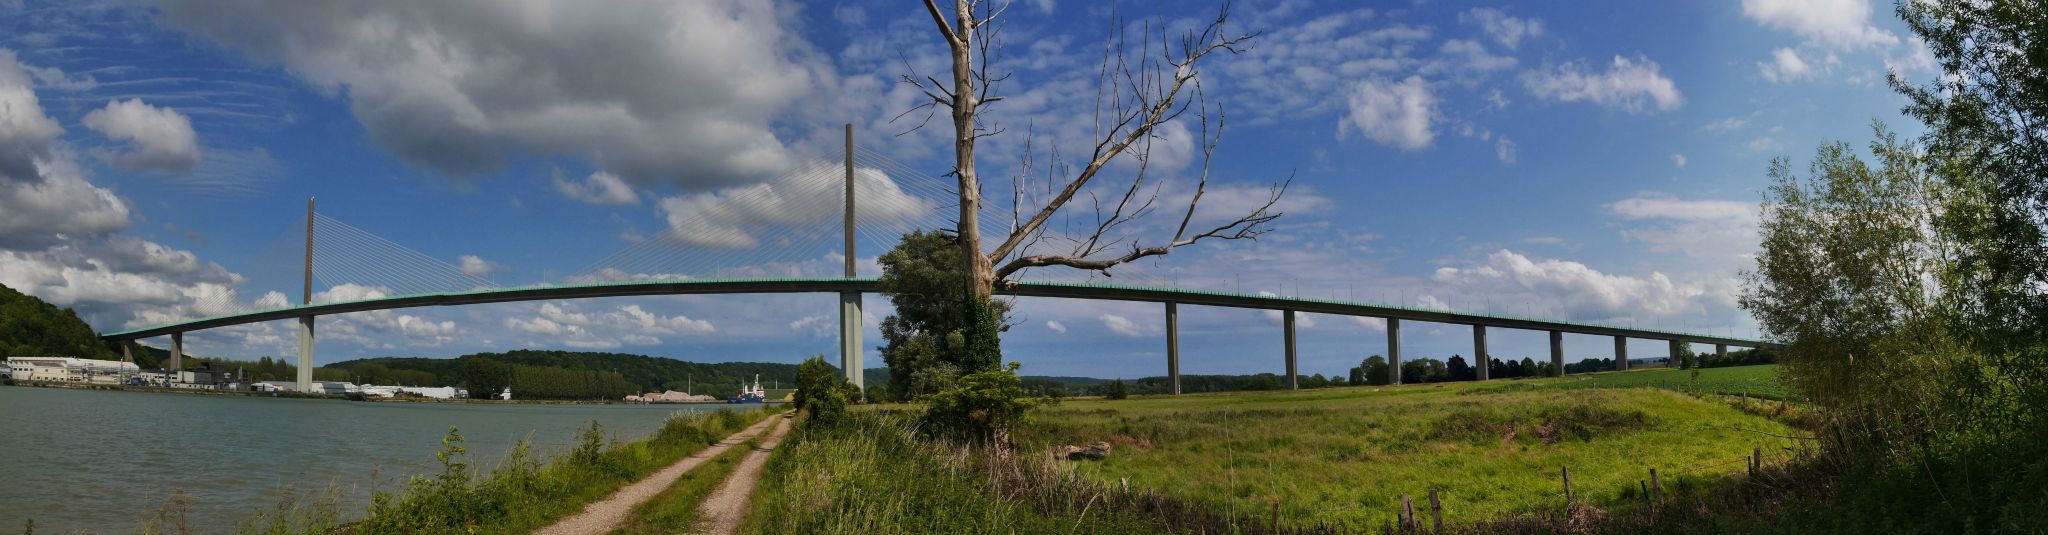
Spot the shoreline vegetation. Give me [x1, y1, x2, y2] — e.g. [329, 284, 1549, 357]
[123, 405, 788, 535]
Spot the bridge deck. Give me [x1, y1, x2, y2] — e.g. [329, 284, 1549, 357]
[99, 277, 1762, 346]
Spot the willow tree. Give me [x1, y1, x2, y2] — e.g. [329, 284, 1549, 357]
[909, 0, 1289, 299]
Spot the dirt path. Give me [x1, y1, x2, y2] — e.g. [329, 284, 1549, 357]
[689, 414, 795, 535]
[532, 414, 783, 535]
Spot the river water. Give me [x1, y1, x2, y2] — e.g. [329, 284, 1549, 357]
[0, 386, 733, 534]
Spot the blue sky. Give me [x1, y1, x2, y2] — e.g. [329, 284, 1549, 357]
[0, 0, 1933, 380]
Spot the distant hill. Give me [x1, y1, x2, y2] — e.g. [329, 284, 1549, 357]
[0, 283, 115, 360]
[329, 350, 895, 395]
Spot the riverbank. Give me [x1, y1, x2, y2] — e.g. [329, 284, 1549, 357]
[0, 387, 755, 534]
[1, 379, 781, 405]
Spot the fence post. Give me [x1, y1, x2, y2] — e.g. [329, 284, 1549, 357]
[1562, 466, 1574, 508]
[1270, 501, 1280, 532]
[1429, 489, 1443, 531]
[1650, 468, 1662, 510]
[1401, 494, 1415, 531]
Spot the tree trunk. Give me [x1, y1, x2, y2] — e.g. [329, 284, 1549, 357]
[945, 1, 993, 298]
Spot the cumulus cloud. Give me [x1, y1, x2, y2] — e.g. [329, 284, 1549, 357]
[82, 98, 201, 171]
[148, 0, 822, 187]
[456, 255, 503, 277]
[504, 301, 714, 348]
[1672, 153, 1687, 168]
[1740, 0, 1898, 50]
[1045, 320, 1066, 334]
[553, 170, 639, 205]
[1099, 313, 1146, 337]
[1352, 316, 1387, 332]
[1431, 249, 1713, 322]
[1495, 138, 1517, 164]
[1522, 55, 1683, 113]
[0, 49, 61, 181]
[1757, 47, 1814, 83]
[1341, 75, 1436, 150]
[1459, 8, 1544, 50]
[789, 314, 832, 338]
[656, 164, 931, 248]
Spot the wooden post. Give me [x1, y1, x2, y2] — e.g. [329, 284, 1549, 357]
[1650, 468, 1662, 509]
[1270, 501, 1280, 532]
[1562, 466, 1574, 507]
[1751, 446, 1761, 479]
[1639, 481, 1649, 506]
[1428, 489, 1443, 531]
[1401, 494, 1414, 531]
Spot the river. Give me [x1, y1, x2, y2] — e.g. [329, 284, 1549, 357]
[0, 386, 736, 534]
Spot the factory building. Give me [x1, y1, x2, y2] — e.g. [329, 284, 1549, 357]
[4, 357, 140, 385]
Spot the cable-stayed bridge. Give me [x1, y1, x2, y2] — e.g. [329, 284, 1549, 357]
[99, 129, 1765, 394]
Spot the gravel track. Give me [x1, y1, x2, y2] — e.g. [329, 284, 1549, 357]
[531, 414, 783, 535]
[688, 414, 795, 535]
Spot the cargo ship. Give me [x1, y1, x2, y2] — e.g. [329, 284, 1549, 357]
[728, 374, 766, 403]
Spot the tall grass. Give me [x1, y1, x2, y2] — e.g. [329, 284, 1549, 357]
[739, 411, 1263, 535]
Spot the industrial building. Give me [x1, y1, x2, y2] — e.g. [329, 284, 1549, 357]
[4, 357, 139, 385]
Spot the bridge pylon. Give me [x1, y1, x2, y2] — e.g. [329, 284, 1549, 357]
[839, 124, 864, 396]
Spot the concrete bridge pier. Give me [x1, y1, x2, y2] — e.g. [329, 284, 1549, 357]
[1715, 343, 1727, 360]
[1387, 318, 1402, 385]
[169, 332, 183, 379]
[1669, 339, 1685, 368]
[297, 317, 313, 391]
[839, 292, 863, 392]
[1614, 336, 1629, 371]
[1473, 324, 1489, 381]
[1283, 310, 1298, 390]
[1549, 330, 1564, 376]
[1166, 302, 1181, 395]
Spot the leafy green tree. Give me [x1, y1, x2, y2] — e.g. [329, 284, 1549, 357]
[1355, 355, 1390, 386]
[1445, 355, 1473, 381]
[877, 230, 1012, 401]
[794, 355, 848, 426]
[460, 357, 512, 400]
[1102, 378, 1129, 400]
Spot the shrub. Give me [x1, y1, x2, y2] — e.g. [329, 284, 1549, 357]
[920, 362, 1038, 445]
[795, 355, 849, 427]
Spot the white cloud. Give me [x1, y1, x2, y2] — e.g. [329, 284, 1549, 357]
[1671, 153, 1687, 168]
[1607, 194, 1758, 261]
[1495, 138, 1517, 163]
[0, 49, 61, 181]
[656, 165, 931, 248]
[1459, 8, 1544, 50]
[1351, 316, 1387, 332]
[1740, 0, 1898, 50]
[1427, 40, 1517, 75]
[1341, 75, 1436, 150]
[789, 314, 832, 338]
[553, 170, 639, 205]
[149, 0, 822, 187]
[1099, 313, 1146, 337]
[1044, 320, 1066, 334]
[1757, 47, 1814, 83]
[82, 98, 201, 171]
[1431, 249, 1715, 322]
[1522, 55, 1683, 113]
[456, 255, 502, 277]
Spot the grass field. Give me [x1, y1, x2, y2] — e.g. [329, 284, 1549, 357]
[1552, 365, 1790, 399]
[1014, 367, 1798, 531]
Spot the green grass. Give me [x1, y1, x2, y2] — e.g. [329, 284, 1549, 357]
[738, 414, 1184, 534]
[1552, 365, 1790, 400]
[613, 435, 757, 534]
[1014, 371, 1798, 531]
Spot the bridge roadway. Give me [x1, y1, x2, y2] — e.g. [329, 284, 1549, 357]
[100, 277, 1765, 393]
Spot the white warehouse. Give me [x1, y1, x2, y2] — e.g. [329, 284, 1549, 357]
[5, 357, 139, 384]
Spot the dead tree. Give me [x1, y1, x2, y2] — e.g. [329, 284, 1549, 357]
[907, 0, 1288, 298]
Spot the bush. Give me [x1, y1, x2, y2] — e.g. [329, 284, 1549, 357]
[920, 362, 1038, 445]
[1102, 379, 1129, 400]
